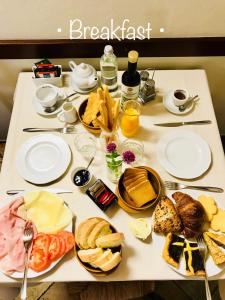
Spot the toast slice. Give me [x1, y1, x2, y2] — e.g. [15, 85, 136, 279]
[123, 174, 147, 187]
[152, 197, 182, 234]
[127, 180, 157, 207]
[203, 232, 225, 265]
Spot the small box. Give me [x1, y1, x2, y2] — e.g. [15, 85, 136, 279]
[32, 65, 63, 87]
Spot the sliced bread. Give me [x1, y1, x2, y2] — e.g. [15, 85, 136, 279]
[78, 248, 103, 263]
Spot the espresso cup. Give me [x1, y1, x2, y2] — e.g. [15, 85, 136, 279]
[57, 102, 78, 123]
[172, 89, 189, 107]
[35, 84, 59, 108]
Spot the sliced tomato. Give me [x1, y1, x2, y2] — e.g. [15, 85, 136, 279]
[57, 231, 75, 253]
[29, 248, 50, 272]
[33, 233, 50, 255]
[57, 235, 66, 257]
[48, 235, 61, 261]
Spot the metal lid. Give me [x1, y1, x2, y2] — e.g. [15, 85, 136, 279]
[104, 45, 113, 55]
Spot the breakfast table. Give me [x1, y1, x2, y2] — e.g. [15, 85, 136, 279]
[1, 69, 225, 284]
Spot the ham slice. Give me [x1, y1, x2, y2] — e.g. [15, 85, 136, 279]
[0, 197, 28, 274]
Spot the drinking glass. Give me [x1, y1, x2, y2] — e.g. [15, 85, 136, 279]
[121, 139, 144, 166]
[120, 100, 141, 137]
[74, 133, 97, 159]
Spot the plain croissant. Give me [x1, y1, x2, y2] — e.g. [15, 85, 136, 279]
[172, 192, 205, 238]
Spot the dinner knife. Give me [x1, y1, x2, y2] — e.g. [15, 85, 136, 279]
[6, 188, 73, 195]
[154, 120, 212, 127]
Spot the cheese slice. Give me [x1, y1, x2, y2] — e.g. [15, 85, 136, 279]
[24, 191, 72, 234]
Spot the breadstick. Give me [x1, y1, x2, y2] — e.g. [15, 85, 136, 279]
[103, 86, 114, 131]
[99, 100, 108, 129]
[112, 99, 120, 131]
[93, 117, 110, 132]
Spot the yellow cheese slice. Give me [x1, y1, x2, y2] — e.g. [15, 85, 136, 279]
[24, 191, 72, 234]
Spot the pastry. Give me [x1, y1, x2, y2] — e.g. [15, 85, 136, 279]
[82, 92, 100, 125]
[203, 232, 225, 265]
[184, 241, 205, 276]
[96, 233, 124, 248]
[76, 218, 101, 249]
[152, 197, 182, 234]
[91, 249, 113, 268]
[206, 231, 225, 247]
[198, 195, 218, 221]
[78, 248, 103, 263]
[87, 220, 111, 248]
[162, 233, 185, 268]
[100, 252, 122, 272]
[173, 192, 205, 238]
[211, 209, 225, 232]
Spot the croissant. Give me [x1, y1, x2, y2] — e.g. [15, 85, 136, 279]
[172, 192, 205, 238]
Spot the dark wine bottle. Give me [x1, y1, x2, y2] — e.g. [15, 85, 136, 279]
[121, 50, 140, 106]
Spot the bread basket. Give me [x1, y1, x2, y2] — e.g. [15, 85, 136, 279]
[116, 166, 162, 213]
[74, 217, 122, 276]
[78, 99, 101, 134]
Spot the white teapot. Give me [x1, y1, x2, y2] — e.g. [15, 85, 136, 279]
[69, 61, 98, 93]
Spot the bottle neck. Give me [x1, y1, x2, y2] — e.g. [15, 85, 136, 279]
[128, 61, 137, 75]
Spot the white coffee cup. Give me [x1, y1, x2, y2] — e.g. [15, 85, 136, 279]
[35, 84, 60, 108]
[57, 102, 77, 123]
[172, 89, 189, 107]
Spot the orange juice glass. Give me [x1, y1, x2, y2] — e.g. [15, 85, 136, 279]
[120, 100, 141, 137]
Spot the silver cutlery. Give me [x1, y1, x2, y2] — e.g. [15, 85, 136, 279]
[164, 181, 224, 193]
[6, 188, 73, 195]
[197, 235, 212, 300]
[20, 226, 34, 300]
[23, 126, 76, 134]
[179, 95, 199, 112]
[154, 120, 212, 127]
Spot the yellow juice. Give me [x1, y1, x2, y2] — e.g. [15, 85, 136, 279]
[120, 107, 140, 137]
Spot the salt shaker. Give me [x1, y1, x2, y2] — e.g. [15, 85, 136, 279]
[139, 69, 156, 104]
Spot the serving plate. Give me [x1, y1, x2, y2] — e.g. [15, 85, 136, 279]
[16, 134, 71, 184]
[157, 130, 211, 179]
[0, 191, 73, 279]
[152, 190, 225, 278]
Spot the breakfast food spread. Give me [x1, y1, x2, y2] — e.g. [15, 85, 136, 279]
[76, 217, 124, 273]
[24, 191, 73, 234]
[0, 197, 36, 274]
[152, 197, 182, 234]
[122, 168, 157, 207]
[128, 218, 151, 240]
[203, 232, 225, 265]
[173, 192, 205, 238]
[82, 86, 120, 133]
[198, 195, 218, 222]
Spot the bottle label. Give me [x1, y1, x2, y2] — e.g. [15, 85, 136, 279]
[121, 84, 140, 104]
[101, 76, 117, 86]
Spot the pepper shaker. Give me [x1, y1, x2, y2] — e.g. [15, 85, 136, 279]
[139, 69, 156, 104]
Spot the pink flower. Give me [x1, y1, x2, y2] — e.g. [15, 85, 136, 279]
[122, 150, 136, 164]
[106, 142, 117, 153]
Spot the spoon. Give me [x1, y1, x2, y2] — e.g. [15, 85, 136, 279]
[44, 92, 78, 113]
[86, 156, 95, 171]
[179, 95, 199, 112]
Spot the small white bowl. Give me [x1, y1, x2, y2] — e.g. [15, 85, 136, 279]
[71, 167, 93, 188]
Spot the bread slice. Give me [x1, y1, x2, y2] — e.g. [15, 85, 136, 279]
[123, 174, 147, 185]
[91, 249, 113, 268]
[78, 248, 103, 263]
[124, 168, 147, 176]
[123, 190, 137, 207]
[100, 252, 121, 272]
[152, 197, 182, 234]
[126, 179, 150, 192]
[76, 218, 101, 249]
[124, 176, 147, 190]
[96, 233, 124, 248]
[87, 220, 111, 248]
[127, 181, 157, 207]
[203, 232, 225, 264]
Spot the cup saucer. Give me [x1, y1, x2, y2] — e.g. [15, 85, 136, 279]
[163, 91, 194, 115]
[32, 88, 66, 117]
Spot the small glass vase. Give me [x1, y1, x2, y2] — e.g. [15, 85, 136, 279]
[106, 159, 122, 183]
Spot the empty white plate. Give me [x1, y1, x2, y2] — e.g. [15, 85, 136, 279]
[16, 134, 71, 184]
[157, 130, 211, 179]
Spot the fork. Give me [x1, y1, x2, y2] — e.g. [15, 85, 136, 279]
[197, 234, 212, 300]
[23, 126, 76, 134]
[20, 226, 34, 300]
[164, 181, 224, 193]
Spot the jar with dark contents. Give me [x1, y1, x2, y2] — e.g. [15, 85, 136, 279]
[73, 169, 91, 187]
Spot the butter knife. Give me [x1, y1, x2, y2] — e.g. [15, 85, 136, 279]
[154, 120, 212, 127]
[6, 188, 73, 196]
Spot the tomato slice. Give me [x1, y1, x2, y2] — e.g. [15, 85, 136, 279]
[57, 231, 75, 253]
[48, 235, 61, 261]
[33, 233, 50, 255]
[57, 236, 66, 257]
[29, 248, 50, 272]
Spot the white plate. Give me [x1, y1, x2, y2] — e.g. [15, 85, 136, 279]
[16, 134, 71, 184]
[0, 191, 72, 279]
[163, 91, 194, 115]
[157, 130, 211, 179]
[152, 190, 225, 278]
[32, 88, 66, 116]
